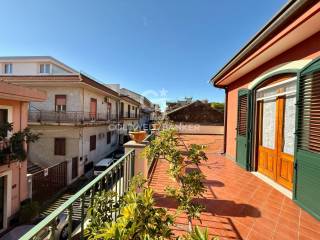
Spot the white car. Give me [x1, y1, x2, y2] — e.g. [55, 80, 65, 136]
[2, 213, 78, 240]
[93, 158, 114, 176]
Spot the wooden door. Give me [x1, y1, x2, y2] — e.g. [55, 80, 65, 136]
[90, 98, 97, 120]
[257, 99, 278, 180]
[258, 96, 294, 190]
[275, 97, 294, 190]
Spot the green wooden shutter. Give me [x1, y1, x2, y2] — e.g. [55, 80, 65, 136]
[294, 58, 320, 220]
[236, 89, 252, 170]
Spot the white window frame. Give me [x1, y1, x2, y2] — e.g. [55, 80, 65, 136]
[3, 63, 12, 74]
[256, 77, 297, 101]
[39, 63, 52, 74]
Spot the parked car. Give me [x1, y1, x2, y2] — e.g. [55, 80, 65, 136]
[1, 225, 35, 240]
[93, 158, 114, 176]
[2, 213, 78, 240]
[54, 213, 80, 240]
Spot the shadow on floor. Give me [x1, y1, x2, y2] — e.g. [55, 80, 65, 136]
[154, 192, 261, 218]
[197, 198, 261, 218]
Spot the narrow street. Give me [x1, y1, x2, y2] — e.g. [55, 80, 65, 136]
[40, 176, 92, 221]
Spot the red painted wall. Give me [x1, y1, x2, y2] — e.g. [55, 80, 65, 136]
[225, 31, 320, 159]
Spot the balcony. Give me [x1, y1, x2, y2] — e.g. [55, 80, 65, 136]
[19, 133, 320, 240]
[119, 111, 138, 120]
[28, 111, 118, 124]
[20, 136, 149, 240]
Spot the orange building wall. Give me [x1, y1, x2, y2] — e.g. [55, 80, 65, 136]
[225, 31, 320, 159]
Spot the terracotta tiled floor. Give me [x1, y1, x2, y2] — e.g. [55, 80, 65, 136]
[149, 134, 320, 240]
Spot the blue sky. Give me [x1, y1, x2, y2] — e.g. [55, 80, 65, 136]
[0, 0, 286, 109]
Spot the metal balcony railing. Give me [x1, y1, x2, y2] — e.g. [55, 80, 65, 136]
[20, 149, 135, 240]
[120, 111, 138, 119]
[28, 111, 118, 123]
[110, 113, 118, 121]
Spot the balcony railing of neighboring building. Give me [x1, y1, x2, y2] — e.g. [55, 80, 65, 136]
[20, 149, 135, 240]
[110, 113, 118, 122]
[28, 111, 118, 124]
[119, 111, 138, 119]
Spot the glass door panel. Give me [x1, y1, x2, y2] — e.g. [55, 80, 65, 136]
[262, 99, 276, 149]
[282, 95, 296, 155]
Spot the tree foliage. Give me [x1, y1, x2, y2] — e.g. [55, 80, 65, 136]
[86, 122, 218, 239]
[144, 127, 208, 232]
[0, 125, 41, 162]
[210, 102, 224, 111]
[86, 175, 174, 240]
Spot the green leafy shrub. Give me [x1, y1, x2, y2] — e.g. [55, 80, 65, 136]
[181, 226, 219, 240]
[85, 190, 118, 238]
[0, 126, 41, 162]
[86, 175, 174, 240]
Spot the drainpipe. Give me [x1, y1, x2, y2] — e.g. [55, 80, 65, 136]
[82, 88, 85, 171]
[116, 99, 120, 146]
[223, 87, 228, 154]
[19, 101, 23, 204]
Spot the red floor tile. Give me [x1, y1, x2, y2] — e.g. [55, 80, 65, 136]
[149, 134, 320, 240]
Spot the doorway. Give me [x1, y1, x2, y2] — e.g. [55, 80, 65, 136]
[0, 176, 4, 229]
[90, 98, 97, 120]
[72, 157, 78, 179]
[256, 79, 296, 190]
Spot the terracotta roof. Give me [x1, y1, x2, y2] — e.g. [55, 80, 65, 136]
[0, 81, 47, 102]
[80, 73, 119, 98]
[0, 74, 119, 98]
[0, 75, 80, 82]
[120, 95, 141, 106]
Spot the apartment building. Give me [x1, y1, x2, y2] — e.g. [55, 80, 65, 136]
[120, 88, 155, 126]
[0, 57, 120, 183]
[104, 84, 141, 144]
[119, 94, 140, 137]
[0, 81, 46, 231]
[151, 103, 162, 121]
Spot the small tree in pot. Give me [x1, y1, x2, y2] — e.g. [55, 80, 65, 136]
[144, 128, 208, 232]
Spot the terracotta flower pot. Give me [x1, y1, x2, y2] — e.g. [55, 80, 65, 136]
[152, 123, 160, 130]
[129, 131, 147, 143]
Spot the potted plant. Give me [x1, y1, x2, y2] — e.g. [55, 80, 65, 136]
[129, 127, 147, 143]
[151, 122, 161, 130]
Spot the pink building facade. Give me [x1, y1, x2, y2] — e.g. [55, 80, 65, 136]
[0, 81, 46, 231]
